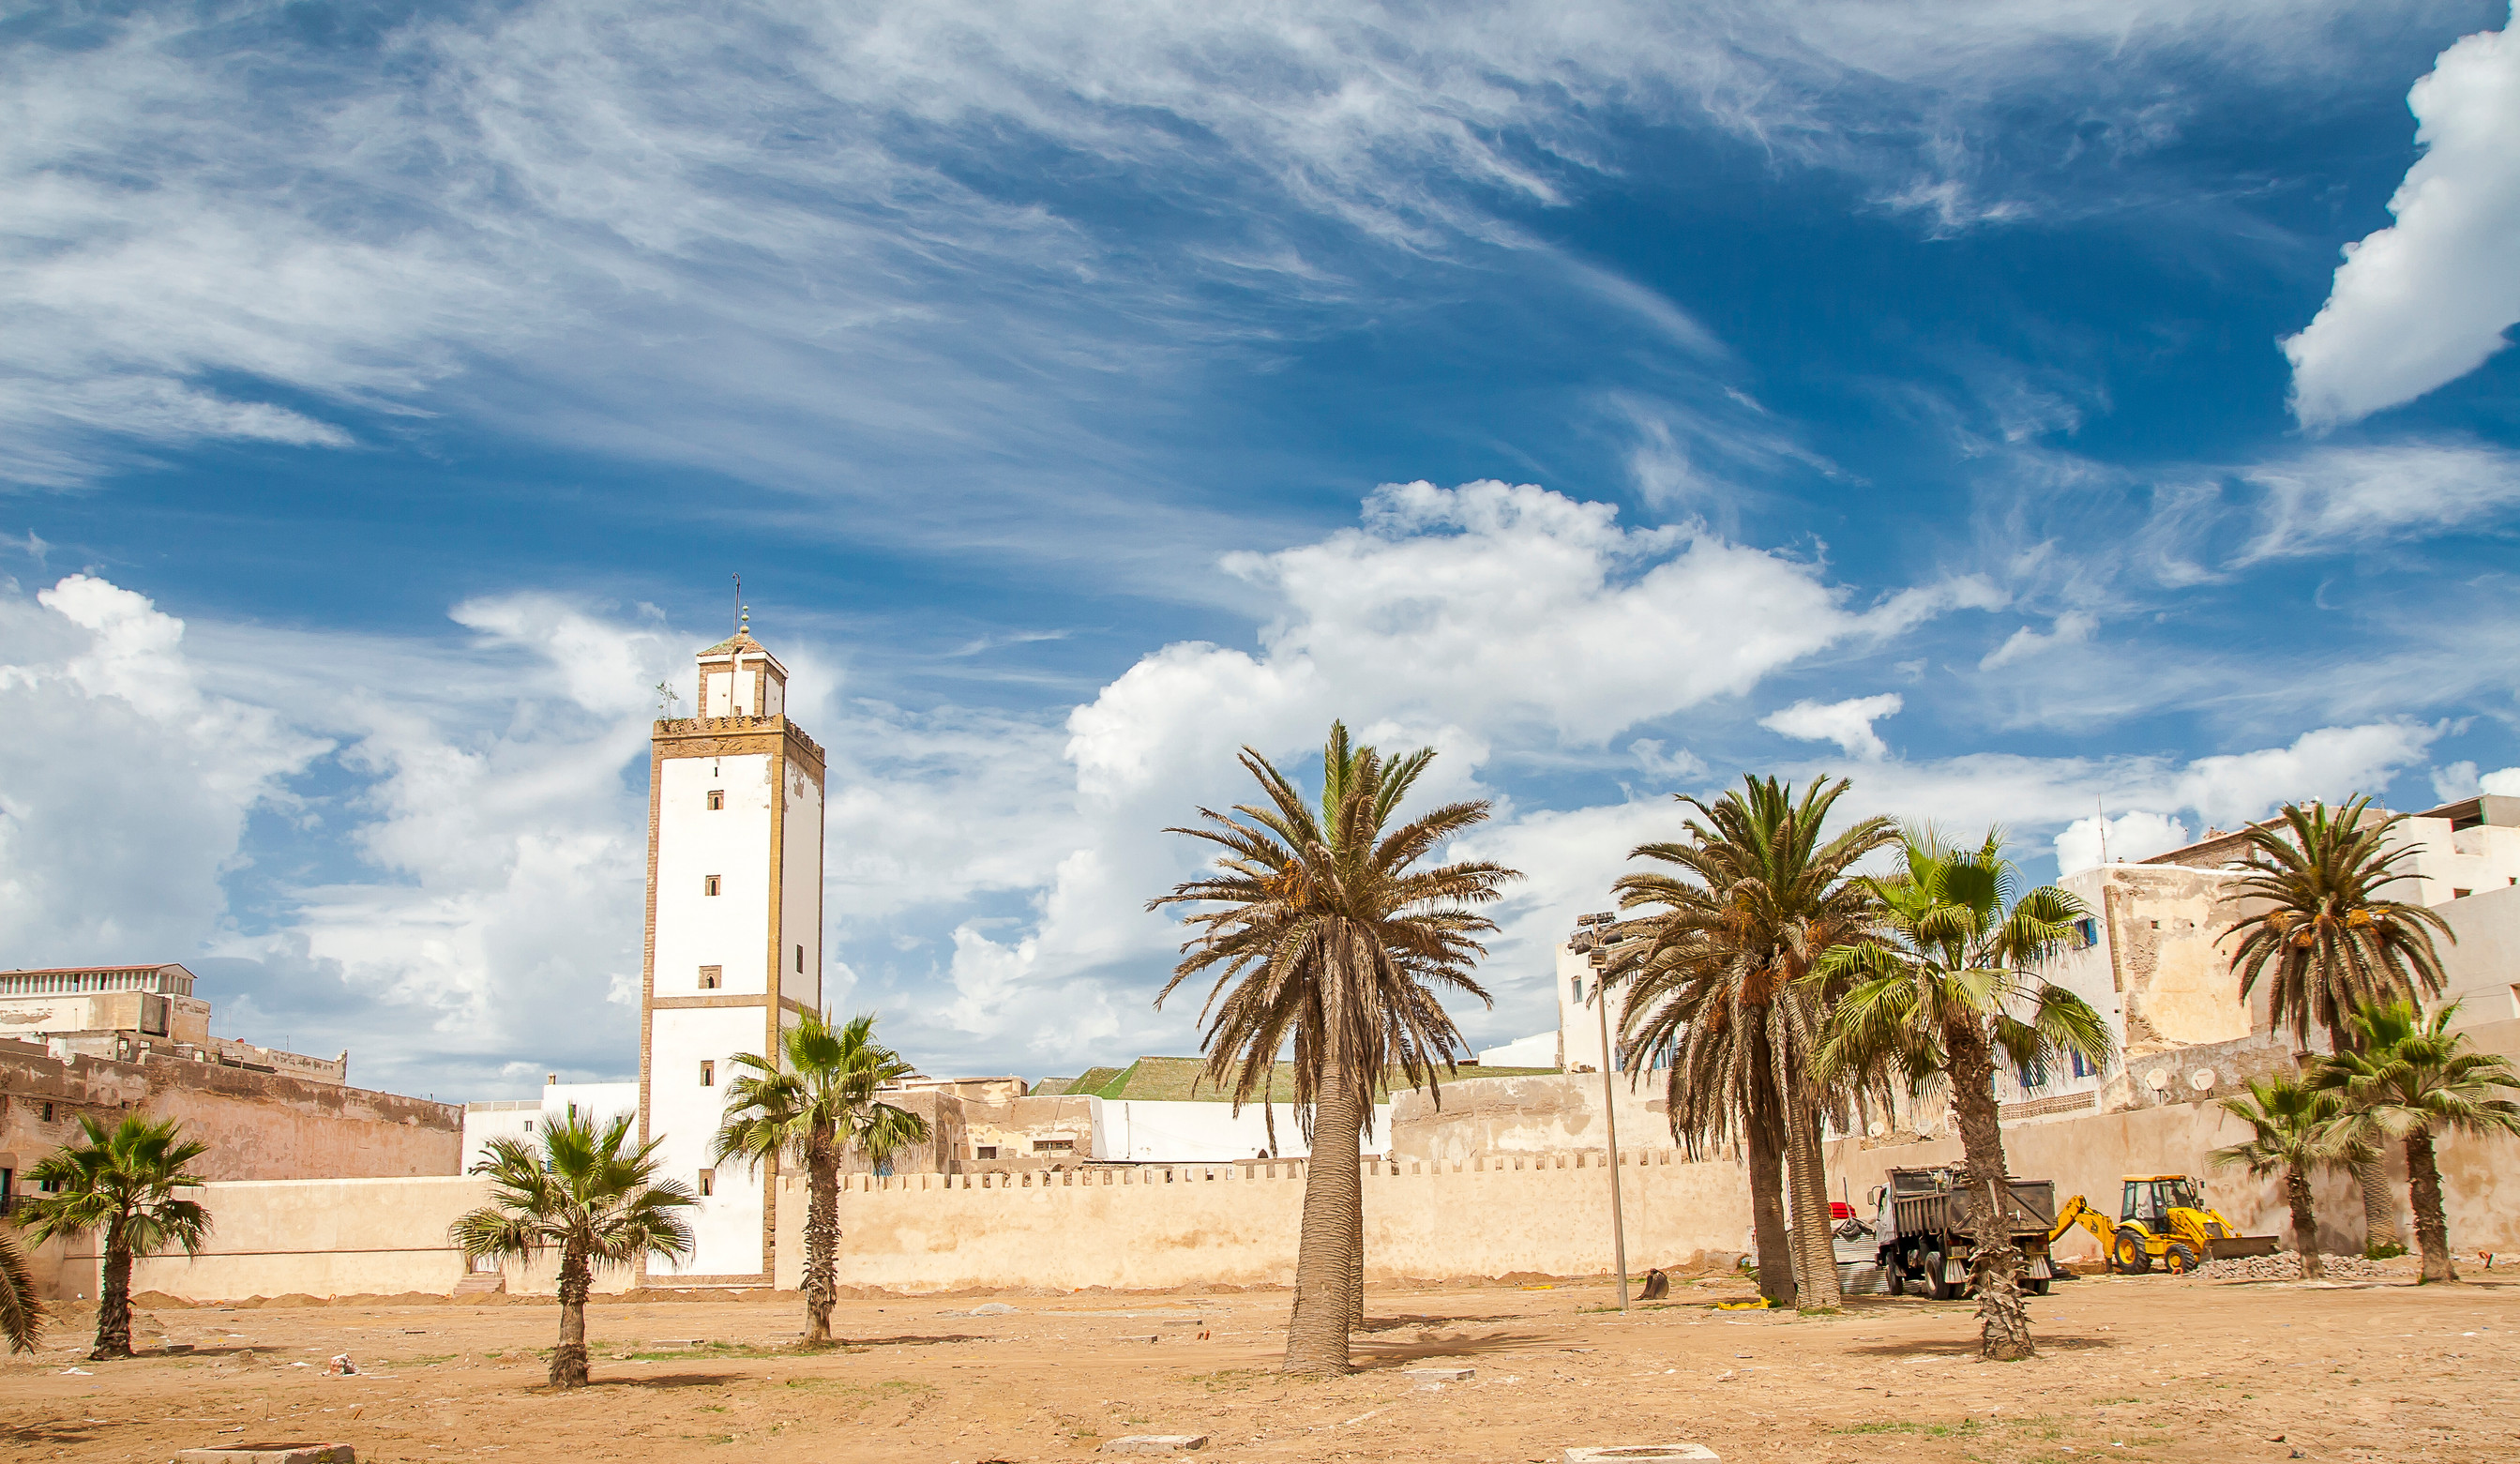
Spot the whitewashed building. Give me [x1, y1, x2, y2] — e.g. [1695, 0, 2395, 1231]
[636, 620, 826, 1286]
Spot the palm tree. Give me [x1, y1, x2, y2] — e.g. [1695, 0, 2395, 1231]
[713, 1010, 928, 1344]
[2222, 796, 2452, 1252]
[1602, 775, 1895, 1310]
[2316, 1001, 2520, 1283]
[2211, 1073, 2362, 1278]
[1152, 721, 1517, 1376]
[450, 1111, 695, 1387]
[0, 1228, 47, 1353]
[17, 1114, 211, 1361]
[1814, 828, 2113, 1362]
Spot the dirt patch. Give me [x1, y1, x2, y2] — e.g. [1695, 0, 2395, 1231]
[3, 1272, 2513, 1461]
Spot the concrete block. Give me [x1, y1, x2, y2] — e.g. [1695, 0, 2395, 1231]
[174, 1447, 355, 1464]
[1405, 1366, 1474, 1381]
[1562, 1447, 1718, 1463]
[1100, 1436, 1208, 1455]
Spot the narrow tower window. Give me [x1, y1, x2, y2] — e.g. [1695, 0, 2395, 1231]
[697, 1169, 714, 1197]
[794, 944, 804, 973]
[698, 965, 722, 990]
[703, 875, 721, 897]
[706, 790, 724, 810]
[700, 1060, 716, 1086]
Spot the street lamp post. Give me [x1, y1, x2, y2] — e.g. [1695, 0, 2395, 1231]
[1586, 923, 1631, 1314]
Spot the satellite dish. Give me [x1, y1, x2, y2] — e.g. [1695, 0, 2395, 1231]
[2146, 1068, 2171, 1092]
[2189, 1069, 2216, 1092]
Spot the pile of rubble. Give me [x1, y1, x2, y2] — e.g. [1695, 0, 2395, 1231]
[2197, 1250, 2408, 1281]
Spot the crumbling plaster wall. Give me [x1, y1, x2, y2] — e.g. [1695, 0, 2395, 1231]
[1388, 1073, 1679, 1164]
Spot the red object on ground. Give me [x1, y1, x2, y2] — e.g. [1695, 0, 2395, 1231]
[1829, 1201, 1854, 1219]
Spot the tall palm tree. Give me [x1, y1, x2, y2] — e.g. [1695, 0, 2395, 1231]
[714, 1010, 928, 1343]
[17, 1114, 211, 1361]
[1601, 775, 1895, 1310]
[2316, 1001, 2520, 1283]
[2210, 1073, 2362, 1278]
[1152, 721, 1517, 1377]
[450, 1111, 695, 1387]
[0, 1228, 48, 1353]
[2222, 796, 2452, 1252]
[1814, 828, 2113, 1361]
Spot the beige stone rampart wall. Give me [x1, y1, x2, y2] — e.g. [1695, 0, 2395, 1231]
[772, 1149, 1751, 1294]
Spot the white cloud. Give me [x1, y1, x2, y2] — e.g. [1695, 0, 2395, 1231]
[2284, 4, 2520, 427]
[2433, 759, 2482, 802]
[0, 577, 327, 958]
[1759, 693, 1907, 761]
[2482, 765, 2520, 795]
[0, 0, 2445, 491]
[2233, 442, 2520, 561]
[1980, 611, 2097, 670]
[2054, 810, 2193, 874]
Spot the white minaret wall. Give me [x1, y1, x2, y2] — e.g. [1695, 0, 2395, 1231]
[640, 629, 825, 1285]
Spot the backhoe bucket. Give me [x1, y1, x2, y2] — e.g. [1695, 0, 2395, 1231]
[2205, 1234, 2280, 1260]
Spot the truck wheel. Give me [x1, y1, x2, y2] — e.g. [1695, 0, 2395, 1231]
[1887, 1260, 1907, 1297]
[2165, 1243, 2198, 1275]
[1924, 1250, 1958, 1301]
[2113, 1229, 2153, 1275]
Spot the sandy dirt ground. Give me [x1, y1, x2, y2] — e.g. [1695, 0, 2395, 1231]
[4, 1269, 2516, 1463]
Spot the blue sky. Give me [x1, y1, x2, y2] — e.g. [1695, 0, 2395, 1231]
[3, 0, 2516, 1099]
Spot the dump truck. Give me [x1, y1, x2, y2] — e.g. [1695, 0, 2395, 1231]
[2049, 1174, 2280, 1274]
[1868, 1165, 2064, 1300]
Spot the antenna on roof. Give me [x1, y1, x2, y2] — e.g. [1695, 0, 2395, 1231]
[732, 572, 743, 636]
[2097, 795, 2110, 865]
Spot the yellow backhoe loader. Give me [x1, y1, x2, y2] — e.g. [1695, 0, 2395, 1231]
[2049, 1174, 2280, 1275]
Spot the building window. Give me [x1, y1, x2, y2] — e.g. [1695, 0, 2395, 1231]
[522, 1119, 536, 1133]
[794, 944, 804, 973]
[706, 790, 724, 810]
[1034, 1139, 1075, 1154]
[698, 1169, 714, 1197]
[2016, 1057, 2048, 1093]
[699, 965, 722, 990]
[700, 1060, 716, 1087]
[703, 875, 721, 897]
[974, 1145, 999, 1160]
[39, 1102, 54, 1124]
[2071, 917, 2099, 950]
[2070, 1049, 2095, 1080]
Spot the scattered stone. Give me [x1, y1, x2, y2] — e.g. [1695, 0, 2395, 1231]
[1562, 1447, 1719, 1462]
[1405, 1366, 1474, 1381]
[970, 1302, 1019, 1316]
[1114, 1335, 1159, 1344]
[2196, 1251, 2406, 1282]
[1639, 1269, 1671, 1301]
[174, 1447, 355, 1464]
[1099, 1435, 1208, 1454]
[324, 1354, 356, 1376]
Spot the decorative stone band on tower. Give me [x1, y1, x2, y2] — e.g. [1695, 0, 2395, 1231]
[637, 629, 826, 1286]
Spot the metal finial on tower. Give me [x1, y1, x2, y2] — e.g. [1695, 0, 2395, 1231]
[732, 572, 742, 636]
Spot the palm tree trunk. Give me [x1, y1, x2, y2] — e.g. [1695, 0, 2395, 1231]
[2285, 1165, 2323, 1280]
[1284, 1064, 1365, 1376]
[1743, 1106, 1794, 1308]
[805, 1137, 839, 1345]
[1786, 1101, 1841, 1310]
[1347, 1140, 1366, 1333]
[551, 1246, 592, 1388]
[2355, 1155, 2401, 1255]
[1945, 1023, 2032, 1362]
[2405, 1128, 2456, 1284]
[91, 1233, 133, 1361]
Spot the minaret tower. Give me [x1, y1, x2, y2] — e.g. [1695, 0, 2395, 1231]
[638, 611, 825, 1285]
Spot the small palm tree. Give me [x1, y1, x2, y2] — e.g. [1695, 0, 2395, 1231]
[1152, 721, 1518, 1376]
[1814, 828, 2112, 1362]
[451, 1111, 695, 1387]
[17, 1114, 211, 1361]
[1604, 774, 1895, 1310]
[714, 1010, 928, 1344]
[0, 1228, 47, 1353]
[2211, 1073, 2362, 1278]
[2222, 796, 2452, 1252]
[2316, 1001, 2520, 1283]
